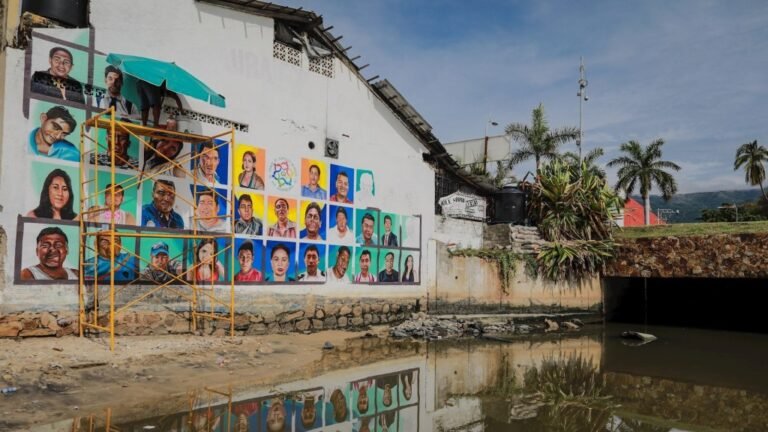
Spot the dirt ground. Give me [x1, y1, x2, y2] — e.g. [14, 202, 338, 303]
[0, 327, 393, 430]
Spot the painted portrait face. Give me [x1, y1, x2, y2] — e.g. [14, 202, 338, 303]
[403, 378, 413, 400]
[201, 147, 220, 178]
[274, 199, 289, 223]
[238, 249, 253, 273]
[305, 207, 321, 236]
[357, 384, 369, 413]
[359, 253, 370, 274]
[151, 252, 169, 271]
[49, 49, 73, 78]
[152, 182, 176, 213]
[197, 194, 217, 219]
[104, 188, 124, 208]
[301, 395, 316, 427]
[335, 174, 349, 198]
[105, 71, 122, 95]
[39, 114, 73, 145]
[97, 235, 121, 258]
[331, 389, 348, 423]
[385, 253, 394, 271]
[271, 248, 289, 278]
[382, 384, 392, 407]
[336, 250, 350, 274]
[243, 153, 254, 172]
[49, 176, 70, 212]
[266, 399, 286, 432]
[336, 209, 348, 232]
[108, 130, 131, 156]
[305, 249, 319, 274]
[238, 199, 253, 221]
[309, 165, 320, 187]
[198, 242, 214, 264]
[362, 218, 374, 241]
[37, 232, 68, 270]
[156, 140, 181, 160]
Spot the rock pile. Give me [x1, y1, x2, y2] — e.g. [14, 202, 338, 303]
[390, 314, 585, 340]
[0, 312, 76, 338]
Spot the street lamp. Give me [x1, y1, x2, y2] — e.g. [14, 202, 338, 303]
[483, 117, 499, 170]
[717, 204, 739, 222]
[577, 56, 588, 162]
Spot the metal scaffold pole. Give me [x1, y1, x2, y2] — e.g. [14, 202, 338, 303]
[78, 110, 237, 350]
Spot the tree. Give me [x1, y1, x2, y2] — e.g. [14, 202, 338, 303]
[557, 147, 606, 180]
[607, 139, 681, 225]
[506, 103, 579, 175]
[734, 140, 768, 201]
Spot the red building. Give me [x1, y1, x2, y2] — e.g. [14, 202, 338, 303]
[622, 198, 663, 226]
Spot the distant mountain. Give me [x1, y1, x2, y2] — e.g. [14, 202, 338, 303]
[632, 189, 763, 223]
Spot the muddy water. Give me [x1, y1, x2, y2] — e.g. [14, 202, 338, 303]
[29, 324, 768, 432]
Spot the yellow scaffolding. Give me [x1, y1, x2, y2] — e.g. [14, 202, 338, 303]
[78, 108, 237, 350]
[67, 385, 233, 431]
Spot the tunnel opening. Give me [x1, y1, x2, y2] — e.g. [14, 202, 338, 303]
[603, 277, 768, 333]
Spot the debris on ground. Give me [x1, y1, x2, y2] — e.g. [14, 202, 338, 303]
[544, 319, 559, 332]
[389, 314, 593, 340]
[620, 331, 657, 346]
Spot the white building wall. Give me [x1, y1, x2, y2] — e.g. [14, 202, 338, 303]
[433, 216, 484, 250]
[0, 1, 434, 313]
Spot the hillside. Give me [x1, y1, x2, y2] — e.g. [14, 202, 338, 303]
[634, 189, 763, 223]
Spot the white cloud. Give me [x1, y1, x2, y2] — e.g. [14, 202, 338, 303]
[281, 0, 768, 193]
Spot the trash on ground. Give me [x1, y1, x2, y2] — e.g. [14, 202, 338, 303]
[621, 331, 658, 346]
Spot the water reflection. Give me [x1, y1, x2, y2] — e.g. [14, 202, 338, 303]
[47, 325, 768, 432]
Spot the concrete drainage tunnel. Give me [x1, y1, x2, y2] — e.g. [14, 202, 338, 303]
[603, 276, 768, 333]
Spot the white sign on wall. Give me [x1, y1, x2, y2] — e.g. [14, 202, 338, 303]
[438, 191, 486, 221]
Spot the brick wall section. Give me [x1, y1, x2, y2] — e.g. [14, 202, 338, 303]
[604, 233, 768, 278]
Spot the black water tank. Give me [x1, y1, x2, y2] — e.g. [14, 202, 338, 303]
[492, 186, 526, 224]
[22, 0, 89, 28]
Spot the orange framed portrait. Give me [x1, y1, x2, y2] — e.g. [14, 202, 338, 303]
[233, 144, 266, 191]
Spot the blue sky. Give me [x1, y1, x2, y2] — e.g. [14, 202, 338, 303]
[282, 1, 768, 193]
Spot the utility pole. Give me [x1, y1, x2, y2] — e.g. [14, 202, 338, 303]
[577, 57, 588, 162]
[483, 117, 498, 172]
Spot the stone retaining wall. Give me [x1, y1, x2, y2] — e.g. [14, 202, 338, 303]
[605, 233, 768, 278]
[606, 371, 768, 431]
[483, 223, 511, 247]
[0, 300, 418, 338]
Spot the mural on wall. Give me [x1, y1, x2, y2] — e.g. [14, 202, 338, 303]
[72, 367, 420, 431]
[15, 30, 423, 288]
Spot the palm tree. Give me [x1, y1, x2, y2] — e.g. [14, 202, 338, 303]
[558, 147, 606, 179]
[734, 140, 768, 200]
[607, 139, 681, 225]
[506, 103, 579, 175]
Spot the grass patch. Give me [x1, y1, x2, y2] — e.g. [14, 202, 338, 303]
[614, 220, 768, 239]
